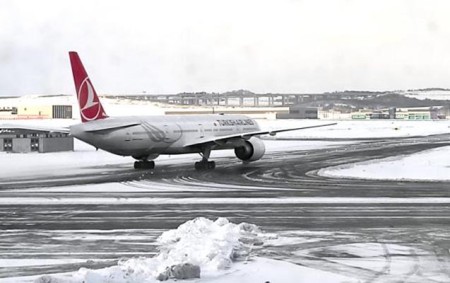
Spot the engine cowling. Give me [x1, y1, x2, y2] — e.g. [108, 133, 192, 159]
[234, 137, 266, 162]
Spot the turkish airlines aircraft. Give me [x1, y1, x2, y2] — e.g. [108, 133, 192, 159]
[69, 52, 335, 170]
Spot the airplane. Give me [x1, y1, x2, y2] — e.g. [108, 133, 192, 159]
[69, 51, 336, 170]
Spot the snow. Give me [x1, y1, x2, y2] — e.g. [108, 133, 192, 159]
[8, 258, 357, 283]
[258, 119, 450, 139]
[0, 259, 92, 268]
[400, 89, 450, 100]
[2, 96, 450, 282]
[295, 242, 449, 282]
[297, 242, 427, 259]
[0, 137, 342, 180]
[6, 218, 357, 283]
[0, 94, 75, 106]
[2, 94, 450, 140]
[0, 94, 165, 117]
[1, 197, 450, 206]
[319, 145, 450, 181]
[295, 242, 448, 282]
[100, 98, 165, 117]
[0, 140, 127, 179]
[2, 113, 449, 181]
[199, 257, 356, 283]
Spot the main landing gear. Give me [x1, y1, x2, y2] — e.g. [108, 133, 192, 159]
[195, 160, 215, 170]
[195, 146, 215, 170]
[134, 160, 155, 169]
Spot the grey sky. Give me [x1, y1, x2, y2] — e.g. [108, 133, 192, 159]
[1, 0, 450, 96]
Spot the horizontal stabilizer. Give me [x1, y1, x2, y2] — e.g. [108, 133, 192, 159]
[0, 124, 70, 134]
[80, 121, 141, 132]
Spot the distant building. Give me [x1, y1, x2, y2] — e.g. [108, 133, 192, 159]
[351, 108, 394, 120]
[395, 107, 441, 120]
[318, 109, 352, 120]
[0, 127, 73, 153]
[351, 109, 372, 120]
[0, 105, 72, 120]
[0, 106, 18, 117]
[351, 107, 443, 120]
[276, 106, 318, 119]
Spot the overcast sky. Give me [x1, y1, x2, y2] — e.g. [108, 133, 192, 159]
[1, 0, 450, 96]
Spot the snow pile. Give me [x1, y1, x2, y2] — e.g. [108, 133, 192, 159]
[34, 217, 268, 283]
[155, 217, 264, 272]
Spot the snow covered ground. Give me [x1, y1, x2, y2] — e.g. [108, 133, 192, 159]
[0, 94, 165, 117]
[260, 119, 450, 182]
[0, 138, 344, 180]
[2, 118, 449, 181]
[1, 96, 450, 282]
[259, 119, 450, 139]
[319, 145, 450, 181]
[399, 89, 450, 100]
[3, 218, 358, 283]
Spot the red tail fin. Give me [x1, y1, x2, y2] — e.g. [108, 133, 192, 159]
[69, 51, 108, 123]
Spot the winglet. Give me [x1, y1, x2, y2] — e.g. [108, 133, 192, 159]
[69, 51, 108, 123]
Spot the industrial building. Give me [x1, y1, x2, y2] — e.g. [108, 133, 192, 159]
[0, 126, 73, 153]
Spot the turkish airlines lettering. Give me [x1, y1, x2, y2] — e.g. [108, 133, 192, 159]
[68, 52, 336, 170]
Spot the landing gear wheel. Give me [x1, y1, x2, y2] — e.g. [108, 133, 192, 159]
[134, 160, 155, 170]
[195, 161, 215, 170]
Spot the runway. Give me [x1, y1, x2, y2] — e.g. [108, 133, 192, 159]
[1, 134, 450, 282]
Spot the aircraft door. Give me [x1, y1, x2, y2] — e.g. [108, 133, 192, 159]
[125, 131, 131, 142]
[198, 124, 204, 139]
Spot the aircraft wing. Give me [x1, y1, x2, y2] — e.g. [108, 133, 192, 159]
[183, 122, 337, 147]
[0, 123, 70, 134]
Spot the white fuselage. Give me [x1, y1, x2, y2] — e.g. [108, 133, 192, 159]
[70, 114, 260, 159]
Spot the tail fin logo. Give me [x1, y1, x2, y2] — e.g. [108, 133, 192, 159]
[78, 77, 102, 121]
[69, 51, 108, 123]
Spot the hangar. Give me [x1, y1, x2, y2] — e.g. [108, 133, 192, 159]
[0, 125, 73, 153]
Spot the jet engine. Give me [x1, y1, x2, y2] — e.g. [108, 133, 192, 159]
[234, 137, 266, 162]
